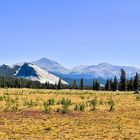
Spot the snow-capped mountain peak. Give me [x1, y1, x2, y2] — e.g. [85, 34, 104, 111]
[32, 57, 69, 74]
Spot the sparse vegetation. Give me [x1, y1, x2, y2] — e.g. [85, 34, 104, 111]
[107, 97, 115, 111]
[23, 99, 38, 108]
[0, 89, 139, 139]
[43, 101, 51, 113]
[74, 103, 85, 111]
[90, 98, 97, 111]
[136, 95, 140, 101]
[46, 98, 55, 106]
[78, 103, 85, 111]
[4, 96, 19, 112]
[59, 98, 72, 114]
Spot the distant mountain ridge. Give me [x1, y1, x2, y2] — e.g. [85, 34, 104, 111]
[0, 57, 140, 85]
[31, 58, 140, 81]
[70, 63, 140, 79]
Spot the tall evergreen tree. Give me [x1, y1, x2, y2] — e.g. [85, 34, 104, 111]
[133, 73, 139, 92]
[127, 78, 133, 91]
[0, 76, 43, 89]
[112, 76, 118, 91]
[92, 80, 96, 90]
[130, 78, 134, 91]
[105, 79, 111, 91]
[120, 69, 127, 91]
[80, 78, 84, 90]
[94, 80, 100, 91]
[110, 79, 113, 90]
[57, 79, 62, 89]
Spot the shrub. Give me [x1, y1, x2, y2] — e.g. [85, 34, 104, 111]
[90, 99, 97, 111]
[136, 95, 140, 101]
[23, 99, 38, 108]
[74, 103, 85, 112]
[4, 96, 19, 112]
[79, 103, 85, 111]
[47, 98, 55, 106]
[0, 95, 4, 101]
[107, 97, 115, 112]
[74, 104, 79, 111]
[10, 103, 19, 112]
[43, 101, 51, 113]
[61, 98, 71, 106]
[58, 98, 72, 114]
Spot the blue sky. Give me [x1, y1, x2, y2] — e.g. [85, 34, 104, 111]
[0, 0, 140, 68]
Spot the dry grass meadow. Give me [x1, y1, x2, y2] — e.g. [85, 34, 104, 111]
[0, 88, 139, 139]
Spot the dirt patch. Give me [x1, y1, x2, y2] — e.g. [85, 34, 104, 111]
[0, 111, 17, 119]
[55, 111, 84, 119]
[0, 110, 83, 120]
[20, 110, 46, 118]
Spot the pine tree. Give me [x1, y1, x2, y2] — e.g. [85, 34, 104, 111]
[133, 73, 139, 92]
[130, 78, 134, 91]
[57, 79, 62, 89]
[120, 69, 127, 91]
[110, 79, 113, 91]
[92, 80, 96, 90]
[112, 76, 118, 91]
[105, 79, 111, 91]
[0, 76, 43, 89]
[127, 78, 133, 91]
[94, 80, 100, 91]
[80, 78, 84, 90]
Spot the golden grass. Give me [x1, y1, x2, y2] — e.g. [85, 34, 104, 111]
[0, 88, 139, 139]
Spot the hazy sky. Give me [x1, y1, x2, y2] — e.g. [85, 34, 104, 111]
[0, 0, 140, 68]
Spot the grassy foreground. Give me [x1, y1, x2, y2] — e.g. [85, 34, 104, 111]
[0, 89, 139, 139]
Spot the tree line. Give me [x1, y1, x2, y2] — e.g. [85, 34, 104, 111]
[0, 76, 43, 89]
[0, 69, 139, 92]
[69, 69, 140, 92]
[0, 76, 68, 89]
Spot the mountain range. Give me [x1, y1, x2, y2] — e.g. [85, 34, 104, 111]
[0, 57, 140, 85]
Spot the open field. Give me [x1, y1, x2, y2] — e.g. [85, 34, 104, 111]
[0, 89, 139, 139]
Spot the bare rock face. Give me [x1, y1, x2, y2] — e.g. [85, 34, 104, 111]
[15, 63, 68, 85]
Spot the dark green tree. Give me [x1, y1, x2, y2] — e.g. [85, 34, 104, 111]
[120, 69, 127, 91]
[94, 80, 100, 91]
[112, 76, 118, 91]
[57, 79, 62, 89]
[0, 76, 43, 89]
[127, 78, 133, 91]
[133, 73, 139, 92]
[80, 78, 84, 90]
[92, 80, 96, 90]
[105, 79, 111, 91]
